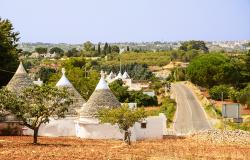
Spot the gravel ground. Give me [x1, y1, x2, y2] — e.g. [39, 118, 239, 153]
[190, 129, 250, 146]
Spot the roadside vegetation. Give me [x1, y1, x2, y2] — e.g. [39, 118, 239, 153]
[146, 96, 176, 127]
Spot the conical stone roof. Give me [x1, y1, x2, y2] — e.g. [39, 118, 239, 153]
[122, 71, 130, 79]
[115, 71, 123, 80]
[6, 62, 34, 94]
[56, 68, 86, 115]
[107, 71, 116, 80]
[80, 71, 121, 117]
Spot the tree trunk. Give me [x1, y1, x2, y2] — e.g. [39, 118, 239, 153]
[124, 130, 131, 145]
[33, 128, 39, 144]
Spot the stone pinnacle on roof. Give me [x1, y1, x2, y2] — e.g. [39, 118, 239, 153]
[95, 70, 109, 90]
[56, 68, 72, 87]
[80, 70, 121, 117]
[6, 61, 34, 94]
[56, 68, 86, 115]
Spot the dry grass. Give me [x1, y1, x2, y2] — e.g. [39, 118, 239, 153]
[0, 136, 249, 160]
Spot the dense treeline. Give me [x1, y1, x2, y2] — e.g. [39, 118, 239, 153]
[0, 18, 19, 86]
[187, 52, 250, 108]
[101, 63, 153, 80]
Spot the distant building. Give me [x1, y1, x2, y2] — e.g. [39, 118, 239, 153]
[33, 78, 43, 86]
[106, 70, 150, 91]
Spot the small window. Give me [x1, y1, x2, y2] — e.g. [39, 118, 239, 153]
[141, 122, 147, 128]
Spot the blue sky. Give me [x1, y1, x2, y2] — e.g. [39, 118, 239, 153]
[1, 0, 250, 43]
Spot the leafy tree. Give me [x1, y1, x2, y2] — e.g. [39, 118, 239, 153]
[49, 47, 64, 58]
[187, 54, 230, 88]
[0, 85, 72, 144]
[111, 45, 120, 53]
[21, 51, 31, 57]
[35, 47, 47, 54]
[63, 57, 86, 68]
[83, 41, 94, 52]
[168, 67, 186, 82]
[108, 45, 112, 54]
[179, 40, 208, 53]
[228, 88, 240, 102]
[98, 105, 146, 145]
[97, 42, 101, 55]
[239, 84, 250, 109]
[0, 18, 19, 87]
[209, 85, 230, 100]
[103, 42, 109, 55]
[65, 48, 79, 57]
[129, 91, 158, 107]
[241, 52, 250, 84]
[48, 58, 98, 99]
[126, 46, 130, 52]
[36, 67, 56, 83]
[109, 80, 129, 102]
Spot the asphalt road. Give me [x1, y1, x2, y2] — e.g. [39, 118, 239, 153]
[172, 82, 211, 135]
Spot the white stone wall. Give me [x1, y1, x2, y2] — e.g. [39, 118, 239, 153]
[76, 113, 166, 140]
[75, 122, 125, 139]
[23, 114, 167, 140]
[23, 116, 77, 137]
[134, 113, 167, 140]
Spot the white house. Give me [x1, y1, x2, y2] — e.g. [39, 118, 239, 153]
[23, 68, 85, 137]
[20, 68, 166, 140]
[75, 71, 167, 140]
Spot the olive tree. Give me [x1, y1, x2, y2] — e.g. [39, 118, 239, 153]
[98, 105, 146, 145]
[0, 85, 72, 144]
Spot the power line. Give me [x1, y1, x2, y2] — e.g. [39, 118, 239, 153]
[0, 68, 15, 73]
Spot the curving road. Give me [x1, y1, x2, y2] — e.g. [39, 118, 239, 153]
[172, 82, 211, 135]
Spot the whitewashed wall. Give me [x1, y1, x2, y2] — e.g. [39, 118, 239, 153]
[134, 113, 167, 140]
[75, 117, 135, 140]
[76, 123, 124, 139]
[76, 113, 166, 140]
[23, 116, 77, 137]
[23, 114, 167, 140]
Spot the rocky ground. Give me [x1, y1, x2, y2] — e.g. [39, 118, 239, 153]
[190, 129, 250, 146]
[0, 135, 250, 160]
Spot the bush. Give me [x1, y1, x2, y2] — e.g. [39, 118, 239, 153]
[209, 85, 230, 100]
[129, 91, 158, 107]
[229, 88, 240, 102]
[159, 97, 176, 125]
[146, 96, 176, 127]
[239, 84, 250, 108]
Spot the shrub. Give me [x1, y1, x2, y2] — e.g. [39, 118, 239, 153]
[159, 97, 176, 124]
[209, 85, 230, 100]
[239, 84, 250, 108]
[129, 91, 158, 107]
[229, 88, 240, 102]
